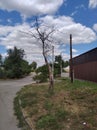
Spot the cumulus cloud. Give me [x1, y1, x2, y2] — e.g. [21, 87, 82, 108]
[0, 15, 96, 65]
[89, 0, 97, 8]
[0, 0, 63, 17]
[41, 16, 96, 44]
[93, 23, 97, 32]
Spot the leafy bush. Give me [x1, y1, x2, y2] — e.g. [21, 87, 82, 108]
[6, 69, 15, 78]
[0, 69, 6, 79]
[33, 73, 48, 83]
[3, 47, 31, 79]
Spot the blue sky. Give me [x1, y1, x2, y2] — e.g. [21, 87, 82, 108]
[0, 0, 97, 65]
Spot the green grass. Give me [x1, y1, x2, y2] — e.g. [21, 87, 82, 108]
[14, 78, 97, 130]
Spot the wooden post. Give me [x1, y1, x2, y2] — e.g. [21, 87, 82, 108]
[70, 34, 73, 83]
[52, 46, 54, 80]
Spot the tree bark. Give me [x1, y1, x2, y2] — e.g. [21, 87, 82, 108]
[43, 52, 54, 90]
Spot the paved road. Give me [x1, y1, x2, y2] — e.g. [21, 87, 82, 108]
[0, 75, 35, 130]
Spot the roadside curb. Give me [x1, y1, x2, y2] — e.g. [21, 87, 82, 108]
[19, 99, 34, 130]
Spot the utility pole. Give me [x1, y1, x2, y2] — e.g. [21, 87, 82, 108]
[70, 34, 73, 83]
[60, 53, 62, 77]
[52, 46, 54, 80]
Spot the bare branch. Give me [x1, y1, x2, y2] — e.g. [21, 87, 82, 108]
[20, 17, 55, 89]
[19, 30, 40, 40]
[44, 28, 55, 41]
[35, 18, 42, 39]
[28, 31, 40, 40]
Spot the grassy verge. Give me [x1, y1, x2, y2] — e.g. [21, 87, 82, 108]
[14, 78, 97, 130]
[14, 92, 32, 130]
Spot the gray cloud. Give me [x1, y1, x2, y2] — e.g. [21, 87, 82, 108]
[0, 0, 63, 17]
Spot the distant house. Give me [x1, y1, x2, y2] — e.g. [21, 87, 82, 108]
[72, 47, 97, 82]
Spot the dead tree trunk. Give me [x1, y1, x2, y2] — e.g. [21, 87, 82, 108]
[43, 44, 54, 90]
[22, 18, 55, 90]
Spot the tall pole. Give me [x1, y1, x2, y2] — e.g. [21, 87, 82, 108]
[60, 53, 62, 77]
[52, 46, 54, 80]
[70, 34, 73, 83]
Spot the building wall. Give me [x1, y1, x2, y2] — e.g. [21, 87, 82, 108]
[73, 61, 97, 82]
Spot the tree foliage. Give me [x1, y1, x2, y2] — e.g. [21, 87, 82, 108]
[54, 55, 69, 76]
[0, 54, 2, 66]
[3, 46, 31, 78]
[64, 61, 69, 67]
[0, 54, 5, 78]
[34, 64, 48, 83]
[55, 55, 64, 67]
[30, 61, 37, 71]
[55, 55, 69, 67]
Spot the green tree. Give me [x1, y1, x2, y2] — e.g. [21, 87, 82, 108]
[54, 63, 61, 77]
[0, 54, 3, 67]
[21, 60, 31, 75]
[0, 54, 5, 78]
[36, 64, 48, 75]
[4, 46, 30, 78]
[55, 55, 64, 76]
[34, 64, 48, 82]
[64, 61, 69, 67]
[30, 61, 37, 71]
[55, 55, 64, 67]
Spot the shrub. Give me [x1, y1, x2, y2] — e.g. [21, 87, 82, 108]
[33, 73, 48, 83]
[0, 69, 6, 79]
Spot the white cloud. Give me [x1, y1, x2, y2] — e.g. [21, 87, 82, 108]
[41, 16, 96, 44]
[0, 0, 63, 17]
[89, 0, 97, 8]
[0, 15, 96, 66]
[93, 23, 97, 32]
[72, 49, 78, 53]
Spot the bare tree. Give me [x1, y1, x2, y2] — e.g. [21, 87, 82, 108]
[21, 18, 56, 90]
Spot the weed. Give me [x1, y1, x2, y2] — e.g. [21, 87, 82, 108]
[36, 114, 60, 130]
[44, 100, 53, 111]
[20, 92, 38, 108]
[55, 108, 69, 121]
[14, 96, 26, 128]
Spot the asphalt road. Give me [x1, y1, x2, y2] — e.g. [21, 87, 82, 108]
[0, 75, 35, 130]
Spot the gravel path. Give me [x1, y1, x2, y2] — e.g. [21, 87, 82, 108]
[0, 75, 35, 130]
